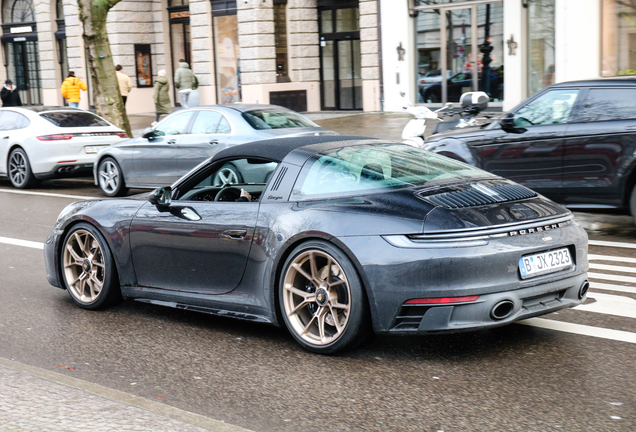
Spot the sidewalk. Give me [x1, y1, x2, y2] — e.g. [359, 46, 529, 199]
[0, 358, 251, 432]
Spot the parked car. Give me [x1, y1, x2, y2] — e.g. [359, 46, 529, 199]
[46, 136, 589, 354]
[423, 78, 636, 223]
[94, 104, 338, 196]
[0, 107, 127, 188]
[418, 70, 452, 87]
[420, 70, 501, 103]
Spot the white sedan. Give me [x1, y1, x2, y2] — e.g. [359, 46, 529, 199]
[0, 107, 128, 188]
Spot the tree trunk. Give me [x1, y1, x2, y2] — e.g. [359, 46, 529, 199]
[77, 0, 132, 137]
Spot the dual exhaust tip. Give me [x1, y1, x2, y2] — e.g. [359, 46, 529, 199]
[58, 166, 74, 173]
[490, 280, 590, 321]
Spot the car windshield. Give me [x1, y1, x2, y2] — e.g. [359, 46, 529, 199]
[294, 143, 493, 199]
[40, 111, 110, 127]
[242, 109, 316, 130]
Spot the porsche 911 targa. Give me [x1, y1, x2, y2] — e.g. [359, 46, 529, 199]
[44, 136, 589, 354]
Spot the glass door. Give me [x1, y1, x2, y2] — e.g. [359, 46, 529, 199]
[6, 41, 41, 105]
[213, 14, 241, 103]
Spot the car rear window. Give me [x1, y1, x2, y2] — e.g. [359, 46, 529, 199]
[242, 109, 316, 130]
[40, 111, 110, 127]
[293, 143, 492, 200]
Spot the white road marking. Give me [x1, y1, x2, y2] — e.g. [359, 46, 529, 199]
[589, 254, 636, 265]
[577, 292, 636, 320]
[589, 239, 636, 249]
[589, 263, 636, 274]
[590, 282, 636, 295]
[520, 318, 636, 344]
[0, 188, 99, 201]
[588, 272, 636, 285]
[0, 236, 44, 250]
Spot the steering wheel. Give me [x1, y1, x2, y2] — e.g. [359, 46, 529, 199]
[214, 186, 242, 202]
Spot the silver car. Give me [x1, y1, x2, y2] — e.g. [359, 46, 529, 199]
[93, 104, 337, 196]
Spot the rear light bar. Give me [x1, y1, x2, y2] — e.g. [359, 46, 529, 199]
[404, 295, 480, 305]
[116, 132, 129, 138]
[37, 134, 73, 141]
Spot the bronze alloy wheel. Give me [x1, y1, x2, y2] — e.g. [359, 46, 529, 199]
[63, 229, 106, 304]
[283, 249, 352, 346]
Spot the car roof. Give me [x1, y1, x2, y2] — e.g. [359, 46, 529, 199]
[550, 77, 636, 87]
[3, 106, 88, 113]
[212, 103, 292, 112]
[212, 136, 386, 165]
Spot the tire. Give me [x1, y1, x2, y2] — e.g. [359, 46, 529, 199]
[61, 223, 122, 310]
[213, 164, 243, 186]
[97, 157, 128, 197]
[279, 240, 371, 354]
[8, 147, 38, 189]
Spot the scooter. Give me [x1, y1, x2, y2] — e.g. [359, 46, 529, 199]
[400, 92, 452, 148]
[431, 91, 491, 135]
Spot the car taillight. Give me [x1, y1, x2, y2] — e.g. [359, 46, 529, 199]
[404, 295, 480, 305]
[116, 132, 128, 138]
[37, 134, 74, 141]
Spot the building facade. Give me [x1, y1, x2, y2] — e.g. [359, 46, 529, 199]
[0, 0, 381, 114]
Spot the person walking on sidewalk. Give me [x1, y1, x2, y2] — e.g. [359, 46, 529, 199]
[115, 65, 133, 106]
[174, 59, 194, 109]
[1, 80, 21, 107]
[153, 70, 171, 123]
[60, 71, 87, 108]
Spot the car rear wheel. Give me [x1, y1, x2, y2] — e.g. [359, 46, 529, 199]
[61, 223, 121, 310]
[98, 157, 128, 197]
[279, 241, 371, 354]
[8, 148, 38, 189]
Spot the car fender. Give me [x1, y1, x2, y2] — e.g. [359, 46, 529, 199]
[425, 138, 476, 166]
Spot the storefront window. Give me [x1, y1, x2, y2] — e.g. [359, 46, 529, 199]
[527, 0, 555, 96]
[274, 1, 289, 82]
[602, 0, 636, 76]
[214, 15, 240, 103]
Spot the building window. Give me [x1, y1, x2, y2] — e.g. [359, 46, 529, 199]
[212, 0, 240, 103]
[134, 44, 152, 87]
[274, 0, 289, 82]
[527, 0, 555, 96]
[602, 0, 636, 76]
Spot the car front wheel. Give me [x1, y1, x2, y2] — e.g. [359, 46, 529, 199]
[98, 157, 128, 197]
[279, 241, 371, 354]
[61, 223, 121, 309]
[8, 148, 38, 189]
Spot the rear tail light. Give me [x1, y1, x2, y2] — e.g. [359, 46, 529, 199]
[116, 132, 129, 138]
[404, 295, 480, 305]
[37, 134, 74, 141]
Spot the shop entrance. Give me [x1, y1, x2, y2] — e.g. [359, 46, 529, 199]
[319, 4, 362, 110]
[5, 40, 41, 105]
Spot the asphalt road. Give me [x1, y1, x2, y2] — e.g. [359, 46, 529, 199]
[1, 178, 636, 431]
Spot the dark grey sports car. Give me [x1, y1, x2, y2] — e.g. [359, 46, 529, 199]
[45, 136, 589, 354]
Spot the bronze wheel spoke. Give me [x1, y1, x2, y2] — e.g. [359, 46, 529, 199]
[329, 305, 342, 333]
[291, 263, 315, 284]
[309, 252, 320, 281]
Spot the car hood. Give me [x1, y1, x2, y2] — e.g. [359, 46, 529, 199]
[302, 178, 569, 235]
[256, 127, 339, 138]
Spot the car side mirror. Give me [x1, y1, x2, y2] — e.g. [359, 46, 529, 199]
[148, 187, 172, 208]
[500, 113, 516, 130]
[142, 127, 155, 140]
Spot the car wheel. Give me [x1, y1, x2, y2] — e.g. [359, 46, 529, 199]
[98, 157, 128, 197]
[8, 148, 38, 189]
[61, 223, 121, 310]
[213, 164, 242, 186]
[279, 240, 371, 354]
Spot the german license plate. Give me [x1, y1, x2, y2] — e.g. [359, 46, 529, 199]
[519, 248, 572, 279]
[85, 146, 106, 154]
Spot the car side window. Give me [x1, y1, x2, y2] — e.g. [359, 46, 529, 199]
[190, 111, 224, 134]
[513, 89, 579, 127]
[217, 116, 231, 134]
[0, 111, 29, 130]
[576, 88, 636, 122]
[154, 111, 193, 136]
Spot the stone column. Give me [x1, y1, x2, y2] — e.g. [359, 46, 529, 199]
[360, 0, 380, 112]
[287, 0, 319, 84]
[238, 0, 276, 104]
[35, 0, 61, 105]
[189, 0, 215, 105]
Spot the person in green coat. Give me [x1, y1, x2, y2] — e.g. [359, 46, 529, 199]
[153, 70, 171, 123]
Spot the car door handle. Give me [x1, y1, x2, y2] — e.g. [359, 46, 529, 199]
[223, 229, 247, 239]
[209, 139, 219, 145]
[2, 136, 8, 140]
[167, 139, 177, 144]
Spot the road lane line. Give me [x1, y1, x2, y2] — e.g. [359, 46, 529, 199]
[591, 282, 636, 295]
[577, 292, 636, 319]
[589, 239, 636, 249]
[589, 254, 636, 264]
[0, 236, 44, 250]
[519, 318, 636, 344]
[0, 356, 254, 432]
[588, 272, 636, 284]
[589, 263, 636, 274]
[0, 188, 99, 200]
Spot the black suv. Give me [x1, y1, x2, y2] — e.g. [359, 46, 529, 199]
[424, 79, 636, 222]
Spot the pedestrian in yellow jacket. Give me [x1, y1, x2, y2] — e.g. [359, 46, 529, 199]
[60, 71, 87, 107]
